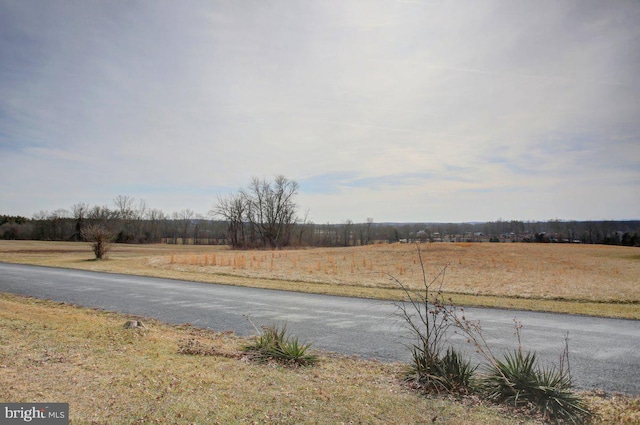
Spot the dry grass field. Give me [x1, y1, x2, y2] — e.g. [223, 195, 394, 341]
[162, 242, 639, 301]
[0, 240, 638, 318]
[1, 293, 638, 424]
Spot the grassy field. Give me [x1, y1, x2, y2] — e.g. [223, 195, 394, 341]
[0, 240, 638, 318]
[1, 293, 638, 424]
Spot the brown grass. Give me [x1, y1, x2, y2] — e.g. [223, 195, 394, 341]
[164, 242, 639, 301]
[0, 293, 540, 424]
[0, 240, 638, 319]
[1, 293, 637, 424]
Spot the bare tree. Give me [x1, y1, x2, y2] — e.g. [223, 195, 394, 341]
[111, 195, 135, 242]
[296, 209, 311, 246]
[88, 205, 114, 221]
[243, 175, 299, 248]
[212, 193, 247, 248]
[113, 195, 136, 220]
[192, 213, 206, 244]
[147, 208, 166, 242]
[81, 223, 115, 260]
[213, 175, 300, 249]
[71, 203, 89, 241]
[132, 199, 149, 242]
[340, 219, 353, 247]
[356, 217, 374, 246]
[173, 209, 194, 244]
[50, 209, 71, 240]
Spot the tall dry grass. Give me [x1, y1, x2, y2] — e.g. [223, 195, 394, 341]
[165, 242, 640, 303]
[1, 240, 638, 317]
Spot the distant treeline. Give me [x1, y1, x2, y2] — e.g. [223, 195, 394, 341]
[1, 207, 638, 247]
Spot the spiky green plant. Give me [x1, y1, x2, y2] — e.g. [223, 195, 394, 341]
[244, 324, 318, 366]
[406, 346, 476, 394]
[481, 350, 590, 424]
[392, 245, 477, 395]
[440, 347, 476, 391]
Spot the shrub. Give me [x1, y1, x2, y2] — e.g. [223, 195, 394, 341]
[392, 244, 476, 394]
[406, 346, 476, 394]
[393, 244, 589, 422]
[480, 349, 590, 424]
[81, 224, 115, 260]
[244, 324, 318, 367]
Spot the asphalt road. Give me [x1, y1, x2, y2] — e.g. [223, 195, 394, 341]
[1, 262, 638, 395]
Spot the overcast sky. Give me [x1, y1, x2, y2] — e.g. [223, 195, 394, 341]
[1, 1, 639, 223]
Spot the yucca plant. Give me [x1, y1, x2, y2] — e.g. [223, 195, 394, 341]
[406, 346, 476, 394]
[482, 349, 535, 405]
[393, 245, 590, 422]
[480, 349, 590, 424]
[392, 244, 477, 395]
[440, 347, 476, 391]
[244, 324, 318, 366]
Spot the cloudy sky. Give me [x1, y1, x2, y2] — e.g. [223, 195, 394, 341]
[1, 0, 639, 223]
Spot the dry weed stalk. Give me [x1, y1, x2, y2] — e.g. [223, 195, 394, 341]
[389, 245, 509, 390]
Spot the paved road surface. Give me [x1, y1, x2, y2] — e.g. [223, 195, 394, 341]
[1, 262, 638, 395]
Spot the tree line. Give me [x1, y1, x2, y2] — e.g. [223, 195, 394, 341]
[1, 176, 639, 248]
[0, 196, 226, 245]
[393, 219, 640, 246]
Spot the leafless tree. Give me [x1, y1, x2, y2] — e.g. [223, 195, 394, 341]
[147, 208, 166, 242]
[88, 205, 115, 221]
[50, 209, 71, 240]
[243, 175, 299, 249]
[356, 217, 374, 245]
[212, 193, 247, 248]
[71, 203, 89, 241]
[173, 209, 194, 244]
[296, 209, 311, 246]
[213, 175, 300, 249]
[340, 219, 353, 246]
[81, 223, 115, 260]
[113, 195, 136, 221]
[130, 199, 149, 242]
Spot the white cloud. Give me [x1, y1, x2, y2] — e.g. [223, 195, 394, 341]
[1, 0, 638, 221]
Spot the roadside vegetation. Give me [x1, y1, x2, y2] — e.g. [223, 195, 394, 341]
[243, 323, 319, 367]
[1, 293, 638, 424]
[392, 247, 591, 423]
[0, 240, 638, 319]
[0, 293, 533, 424]
[80, 223, 115, 260]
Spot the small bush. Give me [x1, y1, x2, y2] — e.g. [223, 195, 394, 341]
[81, 224, 115, 260]
[480, 349, 590, 424]
[406, 346, 476, 394]
[244, 324, 318, 367]
[393, 244, 589, 422]
[439, 347, 476, 392]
